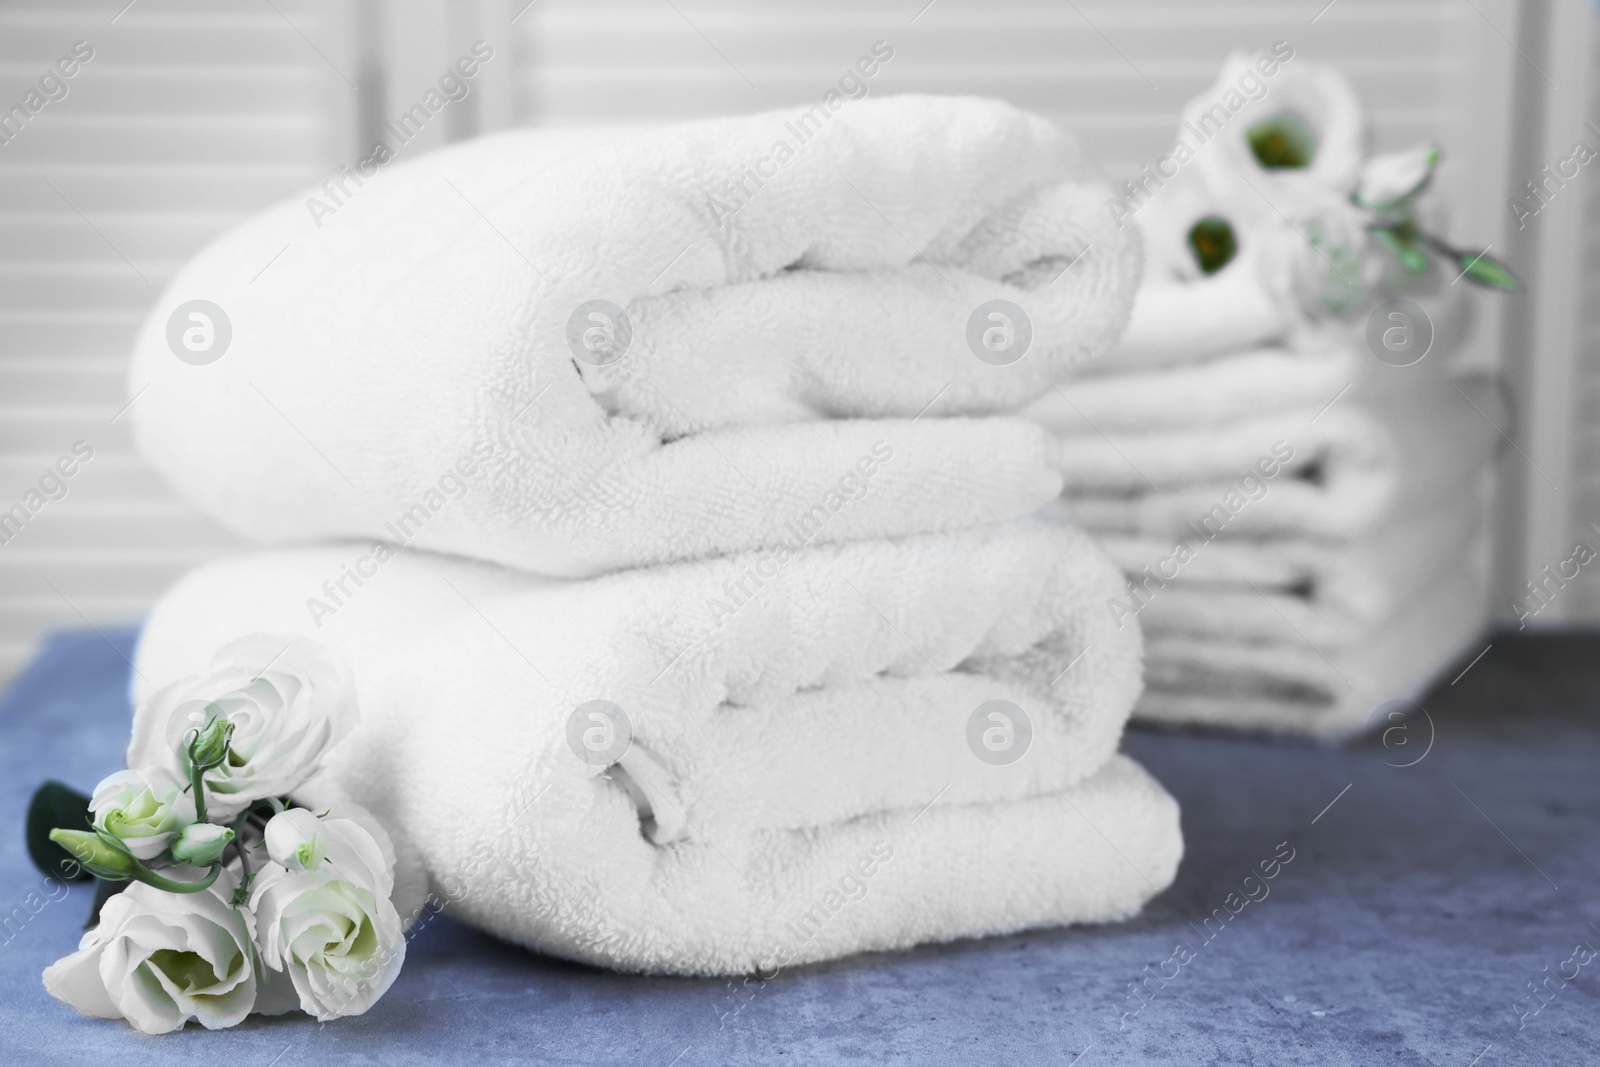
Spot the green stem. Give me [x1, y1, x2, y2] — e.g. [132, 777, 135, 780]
[129, 861, 221, 894]
[1414, 229, 1464, 260]
[230, 809, 254, 883]
[224, 798, 285, 901]
[189, 758, 208, 824]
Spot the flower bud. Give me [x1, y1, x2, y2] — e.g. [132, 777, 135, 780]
[49, 829, 136, 881]
[187, 713, 233, 772]
[1356, 143, 1440, 210]
[170, 822, 234, 866]
[264, 808, 329, 872]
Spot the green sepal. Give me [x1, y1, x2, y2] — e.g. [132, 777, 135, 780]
[231, 870, 257, 908]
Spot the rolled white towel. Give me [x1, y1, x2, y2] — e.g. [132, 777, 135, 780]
[128, 95, 1141, 579]
[131, 520, 1179, 974]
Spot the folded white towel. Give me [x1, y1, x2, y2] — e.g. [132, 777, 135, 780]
[1051, 380, 1498, 540]
[1027, 341, 1357, 432]
[128, 95, 1140, 579]
[1135, 557, 1487, 737]
[1102, 263, 1475, 375]
[1101, 490, 1481, 648]
[132, 520, 1179, 974]
[1109, 269, 1292, 369]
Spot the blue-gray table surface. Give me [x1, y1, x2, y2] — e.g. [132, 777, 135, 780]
[2, 627, 1597, 1066]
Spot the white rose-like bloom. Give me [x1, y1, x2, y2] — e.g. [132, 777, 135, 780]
[251, 806, 405, 1020]
[42, 873, 256, 1034]
[1184, 50, 1366, 218]
[128, 634, 357, 820]
[90, 766, 196, 861]
[1133, 173, 1231, 284]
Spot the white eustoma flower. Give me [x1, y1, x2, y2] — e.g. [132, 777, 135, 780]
[89, 766, 196, 861]
[42, 874, 256, 1034]
[1132, 174, 1247, 284]
[128, 635, 357, 820]
[251, 806, 405, 1020]
[1184, 50, 1366, 215]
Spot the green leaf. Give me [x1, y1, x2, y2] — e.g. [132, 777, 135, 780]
[26, 780, 95, 882]
[1459, 250, 1519, 292]
[1187, 216, 1238, 275]
[1247, 112, 1318, 169]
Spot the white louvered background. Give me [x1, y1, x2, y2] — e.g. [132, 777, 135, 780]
[0, 0, 348, 684]
[512, 0, 1504, 204]
[0, 0, 1530, 686]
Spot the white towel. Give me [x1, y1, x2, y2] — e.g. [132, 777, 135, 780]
[1050, 379, 1498, 540]
[131, 520, 1180, 974]
[1109, 269, 1292, 369]
[1098, 490, 1480, 648]
[127, 95, 1141, 579]
[1102, 252, 1475, 375]
[1135, 558, 1488, 737]
[1027, 341, 1358, 432]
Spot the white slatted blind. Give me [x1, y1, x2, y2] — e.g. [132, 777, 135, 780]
[0, 0, 349, 682]
[511, 1, 1508, 195]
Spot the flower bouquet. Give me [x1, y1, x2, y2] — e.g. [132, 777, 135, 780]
[26, 635, 416, 1034]
[1126, 46, 1516, 323]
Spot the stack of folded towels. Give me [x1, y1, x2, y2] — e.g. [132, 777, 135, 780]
[1024, 55, 1496, 738]
[126, 97, 1183, 975]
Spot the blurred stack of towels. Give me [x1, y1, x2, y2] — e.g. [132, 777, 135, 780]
[1026, 52, 1497, 737]
[128, 97, 1184, 975]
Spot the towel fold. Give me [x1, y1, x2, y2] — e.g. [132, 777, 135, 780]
[1108, 269, 1291, 369]
[1135, 557, 1487, 737]
[128, 94, 1141, 579]
[131, 519, 1178, 973]
[1027, 341, 1358, 432]
[1101, 259, 1475, 376]
[1101, 489, 1481, 648]
[1050, 378, 1498, 540]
